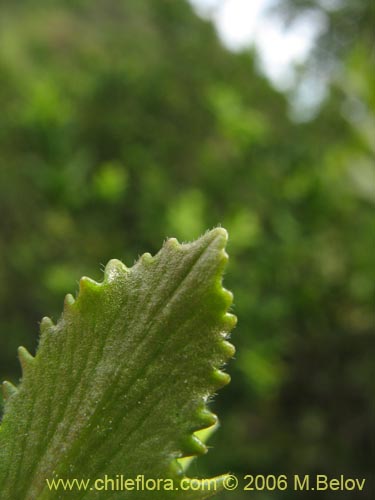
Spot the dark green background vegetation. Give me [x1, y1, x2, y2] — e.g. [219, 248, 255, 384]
[0, 0, 373, 498]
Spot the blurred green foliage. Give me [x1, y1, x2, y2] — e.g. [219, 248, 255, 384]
[0, 0, 373, 498]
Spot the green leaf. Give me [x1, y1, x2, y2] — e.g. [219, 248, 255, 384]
[0, 228, 236, 499]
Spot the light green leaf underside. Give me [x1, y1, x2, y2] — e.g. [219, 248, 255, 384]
[0, 228, 236, 500]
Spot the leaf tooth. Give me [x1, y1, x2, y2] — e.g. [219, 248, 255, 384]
[221, 312, 237, 332]
[210, 368, 231, 389]
[219, 340, 236, 360]
[103, 259, 128, 282]
[218, 249, 229, 270]
[18, 346, 35, 376]
[63, 293, 76, 314]
[168, 459, 184, 478]
[2, 381, 18, 401]
[78, 276, 101, 298]
[181, 434, 208, 457]
[220, 287, 234, 309]
[163, 234, 182, 250]
[40, 316, 55, 333]
[139, 252, 153, 264]
[194, 408, 218, 430]
[64, 293, 75, 306]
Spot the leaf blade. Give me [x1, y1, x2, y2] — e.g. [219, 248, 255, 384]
[0, 228, 236, 499]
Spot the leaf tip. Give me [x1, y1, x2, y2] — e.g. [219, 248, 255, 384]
[197, 227, 229, 254]
[210, 226, 228, 242]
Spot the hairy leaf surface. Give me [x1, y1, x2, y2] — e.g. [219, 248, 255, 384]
[0, 228, 236, 499]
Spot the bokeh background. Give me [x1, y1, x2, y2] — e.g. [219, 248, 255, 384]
[0, 0, 373, 498]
